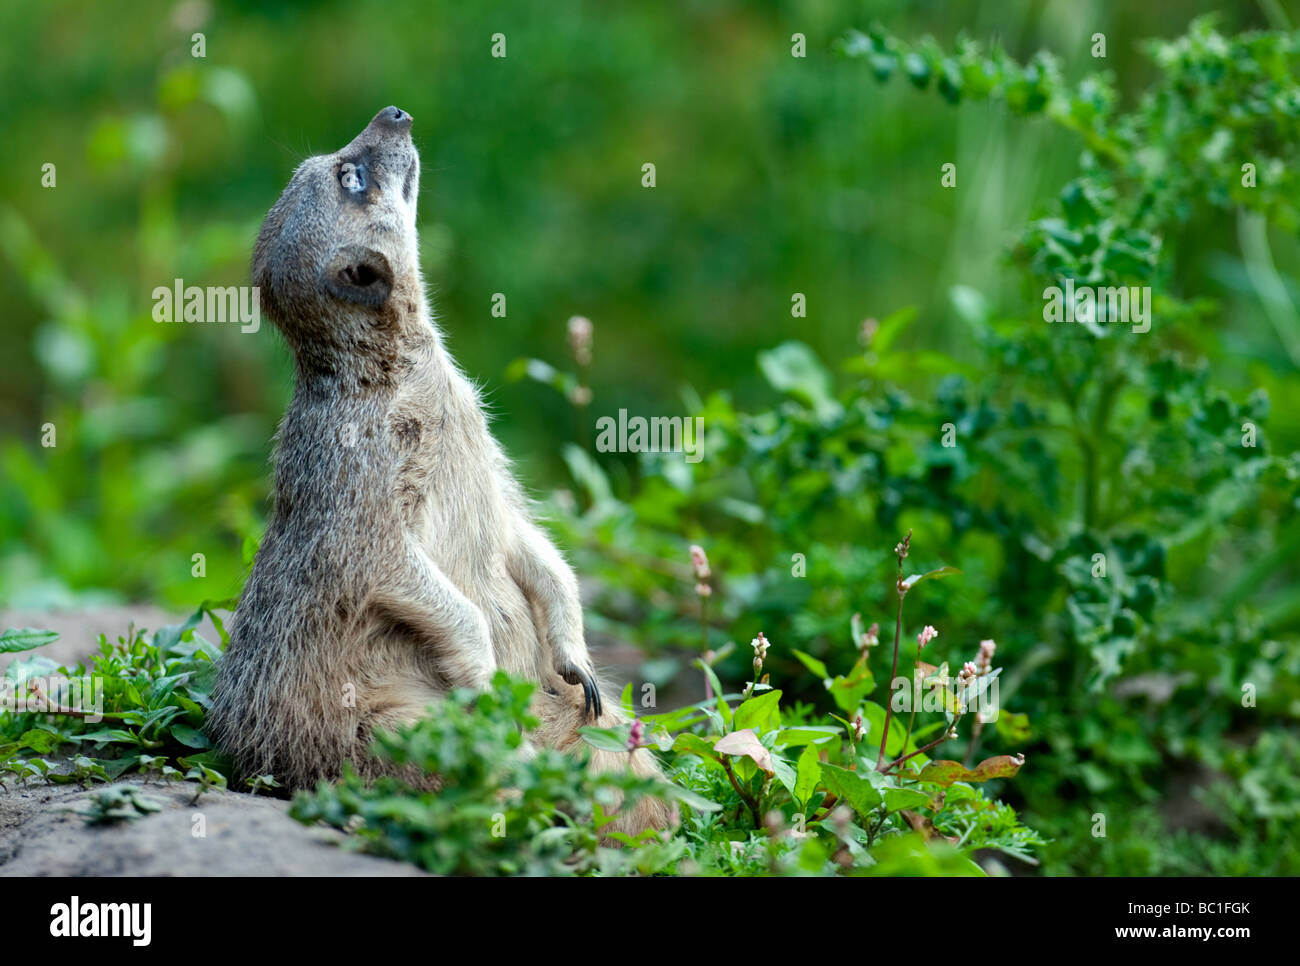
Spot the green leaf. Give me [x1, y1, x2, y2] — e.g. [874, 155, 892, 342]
[4, 655, 61, 685]
[505, 357, 577, 396]
[883, 787, 933, 813]
[819, 763, 883, 818]
[152, 608, 204, 654]
[96, 757, 138, 781]
[19, 729, 63, 753]
[861, 701, 906, 757]
[791, 648, 830, 681]
[756, 341, 843, 422]
[671, 732, 718, 760]
[692, 658, 733, 730]
[561, 443, 613, 506]
[861, 832, 985, 876]
[772, 725, 842, 749]
[0, 628, 58, 653]
[994, 711, 1031, 743]
[169, 723, 211, 749]
[640, 702, 713, 733]
[733, 689, 781, 735]
[770, 753, 797, 797]
[871, 305, 918, 354]
[901, 566, 962, 591]
[176, 751, 234, 775]
[826, 658, 876, 714]
[184, 764, 227, 790]
[660, 781, 722, 813]
[794, 742, 822, 810]
[199, 599, 235, 648]
[578, 725, 631, 753]
[65, 728, 141, 745]
[943, 782, 977, 804]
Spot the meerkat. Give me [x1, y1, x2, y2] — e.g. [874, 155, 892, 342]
[207, 106, 673, 835]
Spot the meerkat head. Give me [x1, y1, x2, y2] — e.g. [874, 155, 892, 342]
[253, 106, 422, 364]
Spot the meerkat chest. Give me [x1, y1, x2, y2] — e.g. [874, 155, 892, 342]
[387, 379, 505, 536]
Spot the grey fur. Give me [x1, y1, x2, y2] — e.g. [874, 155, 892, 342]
[207, 108, 674, 835]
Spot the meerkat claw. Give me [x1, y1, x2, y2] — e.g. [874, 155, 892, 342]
[560, 663, 602, 720]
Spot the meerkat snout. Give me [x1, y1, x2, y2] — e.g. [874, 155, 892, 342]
[251, 105, 421, 354]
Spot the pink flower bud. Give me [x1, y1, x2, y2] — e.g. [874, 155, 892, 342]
[689, 544, 711, 580]
[917, 625, 938, 649]
[627, 718, 646, 751]
[854, 613, 880, 652]
[958, 661, 978, 688]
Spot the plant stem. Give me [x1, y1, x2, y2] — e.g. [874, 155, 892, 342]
[964, 717, 985, 767]
[881, 716, 962, 774]
[902, 661, 918, 754]
[877, 577, 905, 770]
[719, 756, 761, 827]
[865, 809, 889, 846]
[811, 794, 839, 824]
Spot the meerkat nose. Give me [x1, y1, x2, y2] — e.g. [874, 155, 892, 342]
[376, 105, 413, 130]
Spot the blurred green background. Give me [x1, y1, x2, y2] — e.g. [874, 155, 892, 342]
[2, 0, 1299, 877]
[2, 0, 1293, 606]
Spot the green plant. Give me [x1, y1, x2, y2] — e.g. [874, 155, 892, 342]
[579, 532, 1040, 876]
[73, 785, 164, 825]
[0, 602, 233, 789]
[289, 672, 685, 876]
[512, 17, 1300, 876]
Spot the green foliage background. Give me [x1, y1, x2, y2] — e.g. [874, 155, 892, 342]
[1, 0, 1298, 876]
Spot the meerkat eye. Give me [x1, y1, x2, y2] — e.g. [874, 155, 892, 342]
[339, 162, 366, 193]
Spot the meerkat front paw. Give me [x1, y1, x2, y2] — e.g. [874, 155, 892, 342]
[556, 660, 603, 720]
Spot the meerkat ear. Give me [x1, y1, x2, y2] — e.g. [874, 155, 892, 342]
[324, 245, 393, 307]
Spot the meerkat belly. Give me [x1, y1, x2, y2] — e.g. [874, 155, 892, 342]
[468, 555, 546, 680]
[386, 449, 544, 680]
[428, 521, 544, 678]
